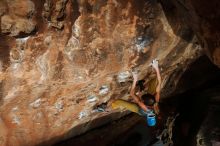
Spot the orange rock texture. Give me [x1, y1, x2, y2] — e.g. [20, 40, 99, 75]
[0, 0, 216, 145]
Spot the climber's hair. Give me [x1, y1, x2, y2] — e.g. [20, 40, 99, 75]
[137, 79, 155, 106]
[137, 80, 145, 91]
[141, 93, 155, 106]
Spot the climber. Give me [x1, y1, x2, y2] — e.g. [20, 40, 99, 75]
[130, 59, 161, 114]
[112, 59, 161, 126]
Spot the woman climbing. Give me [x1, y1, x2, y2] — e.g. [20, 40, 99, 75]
[131, 59, 161, 113]
[112, 59, 162, 126]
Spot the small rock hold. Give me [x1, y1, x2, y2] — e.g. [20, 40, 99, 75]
[10, 48, 24, 63]
[72, 19, 80, 37]
[12, 115, 20, 125]
[33, 112, 43, 122]
[36, 50, 49, 81]
[117, 71, 131, 83]
[44, 36, 52, 46]
[92, 103, 108, 113]
[54, 101, 63, 112]
[64, 36, 80, 60]
[17, 37, 30, 44]
[99, 85, 109, 95]
[87, 95, 98, 103]
[51, 21, 64, 29]
[30, 99, 41, 108]
[12, 106, 19, 112]
[135, 36, 153, 52]
[78, 111, 88, 119]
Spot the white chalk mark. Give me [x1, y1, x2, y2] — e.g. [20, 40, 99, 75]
[30, 98, 41, 108]
[117, 71, 131, 83]
[78, 111, 88, 119]
[99, 85, 109, 95]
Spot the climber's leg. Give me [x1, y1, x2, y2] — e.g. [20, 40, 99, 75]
[111, 99, 143, 115]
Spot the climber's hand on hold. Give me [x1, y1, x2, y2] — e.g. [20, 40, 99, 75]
[132, 71, 138, 82]
[150, 59, 159, 71]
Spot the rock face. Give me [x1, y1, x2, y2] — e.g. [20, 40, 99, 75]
[172, 85, 220, 146]
[160, 0, 220, 67]
[0, 0, 217, 145]
[0, 0, 36, 36]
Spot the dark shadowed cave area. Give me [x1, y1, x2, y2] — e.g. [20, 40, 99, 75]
[53, 55, 220, 146]
[0, 0, 220, 146]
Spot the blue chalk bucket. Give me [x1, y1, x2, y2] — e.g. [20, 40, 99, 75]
[146, 110, 156, 126]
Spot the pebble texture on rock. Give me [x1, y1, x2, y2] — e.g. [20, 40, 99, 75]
[0, 0, 215, 145]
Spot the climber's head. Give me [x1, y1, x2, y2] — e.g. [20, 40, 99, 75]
[141, 93, 155, 106]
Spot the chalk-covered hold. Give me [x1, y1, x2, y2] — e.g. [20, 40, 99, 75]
[44, 36, 52, 46]
[54, 101, 63, 112]
[135, 36, 153, 52]
[12, 106, 18, 112]
[12, 115, 20, 125]
[30, 98, 41, 108]
[87, 95, 98, 103]
[99, 85, 109, 95]
[17, 36, 30, 43]
[117, 71, 131, 83]
[92, 103, 108, 113]
[78, 111, 88, 119]
[10, 48, 24, 63]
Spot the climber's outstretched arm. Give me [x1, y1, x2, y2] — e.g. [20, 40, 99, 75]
[130, 72, 148, 112]
[130, 72, 138, 96]
[151, 60, 161, 102]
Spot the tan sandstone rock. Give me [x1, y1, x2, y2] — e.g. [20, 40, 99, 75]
[0, 0, 217, 145]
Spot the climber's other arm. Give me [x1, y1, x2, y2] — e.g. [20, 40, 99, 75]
[151, 59, 161, 103]
[130, 72, 148, 112]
